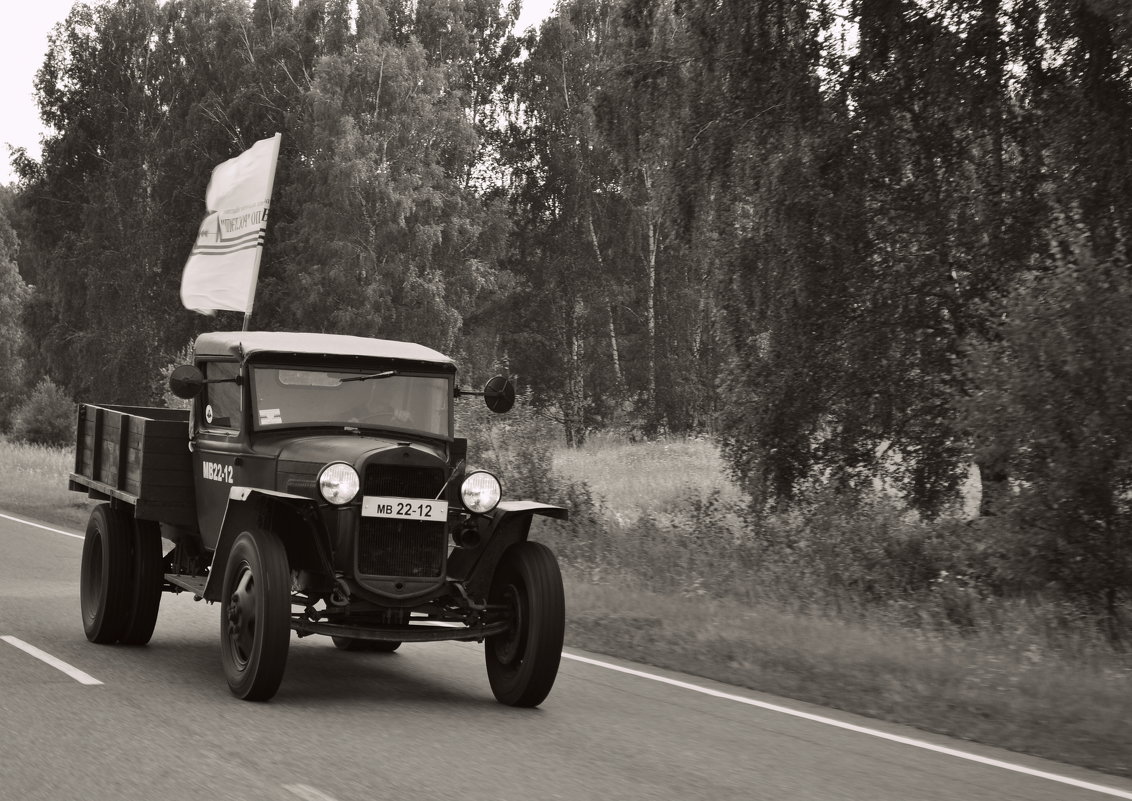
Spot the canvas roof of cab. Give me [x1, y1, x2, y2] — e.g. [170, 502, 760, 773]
[193, 331, 455, 367]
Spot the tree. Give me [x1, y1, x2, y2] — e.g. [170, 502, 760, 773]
[0, 188, 29, 430]
[266, 0, 512, 357]
[662, 0, 862, 506]
[596, 0, 719, 433]
[17, 0, 170, 403]
[962, 218, 1132, 624]
[498, 0, 639, 444]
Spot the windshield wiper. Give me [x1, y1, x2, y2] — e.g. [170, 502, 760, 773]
[338, 370, 398, 383]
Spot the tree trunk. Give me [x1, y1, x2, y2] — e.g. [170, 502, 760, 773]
[607, 304, 622, 388]
[562, 295, 587, 447]
[642, 166, 658, 422]
[586, 210, 623, 388]
[976, 459, 1009, 517]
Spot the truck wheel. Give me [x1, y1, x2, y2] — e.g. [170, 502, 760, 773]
[331, 637, 401, 653]
[220, 530, 291, 701]
[485, 541, 564, 707]
[119, 520, 163, 645]
[80, 504, 133, 644]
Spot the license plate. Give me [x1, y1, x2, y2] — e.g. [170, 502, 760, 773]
[361, 496, 448, 521]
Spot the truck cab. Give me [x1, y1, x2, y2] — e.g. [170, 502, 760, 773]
[71, 331, 568, 707]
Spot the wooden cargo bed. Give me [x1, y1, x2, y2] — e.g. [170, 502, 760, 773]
[69, 404, 196, 526]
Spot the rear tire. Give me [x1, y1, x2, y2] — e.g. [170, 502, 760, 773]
[220, 530, 291, 701]
[485, 541, 565, 707]
[120, 519, 163, 645]
[80, 504, 134, 644]
[332, 637, 401, 653]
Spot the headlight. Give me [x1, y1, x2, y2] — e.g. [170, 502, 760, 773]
[461, 471, 501, 514]
[318, 462, 360, 505]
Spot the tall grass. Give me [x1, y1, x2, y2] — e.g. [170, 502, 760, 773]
[0, 437, 94, 529]
[552, 431, 744, 520]
[553, 434, 1132, 647]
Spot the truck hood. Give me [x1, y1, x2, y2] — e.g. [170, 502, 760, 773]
[267, 433, 446, 465]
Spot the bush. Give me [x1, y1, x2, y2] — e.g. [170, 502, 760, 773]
[961, 219, 1132, 619]
[455, 388, 603, 557]
[155, 339, 194, 410]
[11, 378, 74, 447]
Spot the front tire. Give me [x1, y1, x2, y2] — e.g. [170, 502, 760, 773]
[220, 530, 291, 701]
[485, 541, 565, 707]
[80, 504, 133, 644]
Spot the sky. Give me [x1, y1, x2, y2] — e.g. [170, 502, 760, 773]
[0, 0, 557, 185]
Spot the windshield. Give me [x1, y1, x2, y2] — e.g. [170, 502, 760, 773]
[251, 366, 451, 438]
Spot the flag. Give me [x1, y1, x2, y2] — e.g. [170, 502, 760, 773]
[180, 133, 282, 315]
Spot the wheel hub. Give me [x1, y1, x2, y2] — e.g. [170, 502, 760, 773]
[493, 584, 525, 665]
[82, 534, 104, 621]
[226, 565, 256, 668]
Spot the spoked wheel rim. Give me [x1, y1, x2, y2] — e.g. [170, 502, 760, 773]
[226, 562, 256, 671]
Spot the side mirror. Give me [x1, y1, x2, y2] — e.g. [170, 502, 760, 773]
[169, 365, 205, 400]
[483, 375, 515, 414]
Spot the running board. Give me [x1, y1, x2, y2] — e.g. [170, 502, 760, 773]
[291, 618, 509, 643]
[165, 573, 208, 596]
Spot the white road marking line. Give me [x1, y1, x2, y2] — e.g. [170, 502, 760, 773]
[562, 652, 1132, 800]
[0, 512, 83, 540]
[1, 636, 102, 685]
[5, 509, 1126, 797]
[283, 784, 342, 801]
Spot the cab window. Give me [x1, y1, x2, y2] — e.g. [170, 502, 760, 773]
[202, 361, 241, 431]
[250, 366, 451, 438]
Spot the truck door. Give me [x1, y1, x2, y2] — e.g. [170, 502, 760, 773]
[192, 360, 243, 550]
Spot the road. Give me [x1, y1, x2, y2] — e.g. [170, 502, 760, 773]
[2, 510, 1131, 801]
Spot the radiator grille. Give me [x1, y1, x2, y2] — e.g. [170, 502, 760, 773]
[358, 464, 447, 578]
[364, 465, 445, 498]
[358, 519, 446, 577]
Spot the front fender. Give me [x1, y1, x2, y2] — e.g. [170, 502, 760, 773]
[451, 500, 569, 599]
[494, 500, 569, 520]
[201, 487, 334, 602]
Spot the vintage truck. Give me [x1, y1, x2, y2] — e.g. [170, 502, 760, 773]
[69, 331, 568, 706]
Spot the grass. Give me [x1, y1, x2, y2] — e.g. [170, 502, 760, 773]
[562, 575, 1132, 777]
[5, 434, 1131, 778]
[553, 431, 744, 521]
[0, 438, 96, 530]
[549, 434, 1132, 779]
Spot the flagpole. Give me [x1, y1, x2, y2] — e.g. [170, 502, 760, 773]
[241, 133, 282, 326]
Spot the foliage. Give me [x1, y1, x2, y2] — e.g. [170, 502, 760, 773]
[455, 387, 601, 546]
[0, 188, 29, 430]
[156, 339, 196, 410]
[266, 0, 513, 356]
[554, 433, 1130, 646]
[10, 378, 74, 447]
[5, 0, 1132, 614]
[962, 219, 1132, 618]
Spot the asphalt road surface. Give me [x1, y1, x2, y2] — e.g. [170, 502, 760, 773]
[3, 510, 1132, 801]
